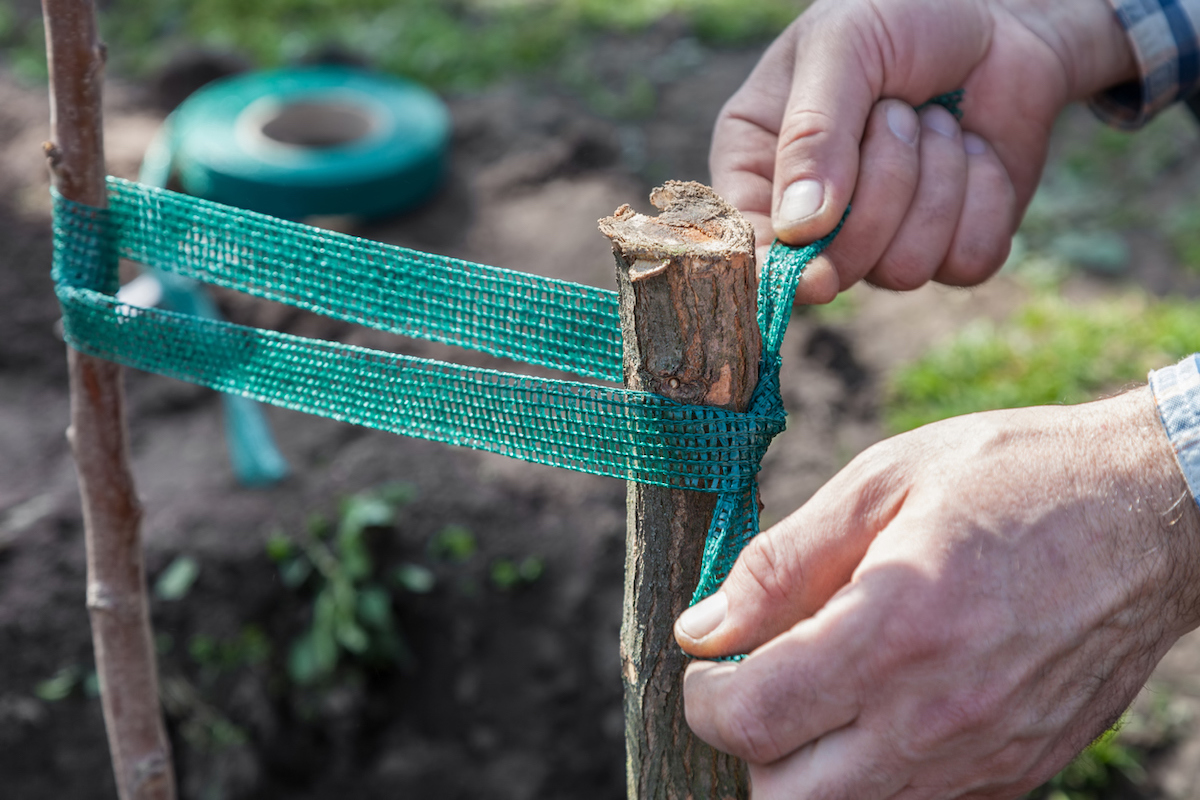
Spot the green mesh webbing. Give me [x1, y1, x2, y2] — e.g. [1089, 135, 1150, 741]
[51, 177, 837, 622]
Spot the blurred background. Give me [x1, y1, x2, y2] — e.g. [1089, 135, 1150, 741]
[5, 1, 1200, 798]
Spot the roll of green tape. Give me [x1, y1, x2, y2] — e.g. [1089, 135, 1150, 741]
[144, 66, 451, 220]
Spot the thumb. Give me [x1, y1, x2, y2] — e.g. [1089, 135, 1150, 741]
[675, 453, 908, 658]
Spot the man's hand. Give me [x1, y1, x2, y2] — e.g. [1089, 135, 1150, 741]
[676, 388, 1200, 798]
[712, 0, 1137, 303]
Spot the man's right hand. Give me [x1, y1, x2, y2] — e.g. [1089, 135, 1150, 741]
[677, 388, 1200, 797]
[711, 0, 1138, 303]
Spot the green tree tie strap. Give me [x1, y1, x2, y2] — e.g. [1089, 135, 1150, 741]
[51, 177, 836, 615]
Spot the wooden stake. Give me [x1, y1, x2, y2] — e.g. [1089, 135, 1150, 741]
[600, 181, 756, 800]
[42, 2, 176, 797]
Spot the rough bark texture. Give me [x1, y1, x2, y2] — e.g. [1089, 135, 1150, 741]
[600, 181, 757, 800]
[42, 2, 177, 798]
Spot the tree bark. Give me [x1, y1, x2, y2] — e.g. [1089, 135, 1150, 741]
[600, 181, 757, 800]
[42, 2, 176, 798]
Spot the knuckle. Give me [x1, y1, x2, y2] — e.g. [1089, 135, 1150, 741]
[925, 691, 1004, 745]
[941, 235, 1009, 287]
[778, 107, 839, 150]
[775, 108, 845, 176]
[733, 530, 800, 611]
[865, 596, 948, 677]
[870, 253, 937, 292]
[713, 682, 788, 763]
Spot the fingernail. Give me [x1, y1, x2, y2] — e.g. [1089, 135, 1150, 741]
[963, 132, 987, 155]
[678, 592, 728, 640]
[777, 179, 824, 228]
[921, 106, 959, 139]
[886, 103, 918, 145]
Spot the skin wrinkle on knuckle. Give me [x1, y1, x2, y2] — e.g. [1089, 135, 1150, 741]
[735, 529, 801, 614]
[941, 236, 1009, 287]
[776, 108, 842, 164]
[716, 679, 791, 763]
[861, 0, 899, 72]
[872, 256, 938, 292]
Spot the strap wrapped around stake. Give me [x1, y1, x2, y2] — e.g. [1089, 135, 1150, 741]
[50, 177, 839, 605]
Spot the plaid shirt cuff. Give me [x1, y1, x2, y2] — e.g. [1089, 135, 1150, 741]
[1090, 0, 1200, 129]
[1149, 355, 1200, 507]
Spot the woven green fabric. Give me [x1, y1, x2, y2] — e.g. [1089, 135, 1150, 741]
[52, 178, 840, 636]
[52, 179, 840, 494]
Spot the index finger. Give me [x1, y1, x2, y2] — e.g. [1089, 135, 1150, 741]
[709, 21, 799, 249]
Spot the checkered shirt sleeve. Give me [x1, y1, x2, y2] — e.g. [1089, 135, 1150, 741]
[1091, 0, 1200, 129]
[1149, 356, 1200, 507]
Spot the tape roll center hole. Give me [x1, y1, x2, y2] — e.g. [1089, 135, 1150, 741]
[260, 101, 374, 148]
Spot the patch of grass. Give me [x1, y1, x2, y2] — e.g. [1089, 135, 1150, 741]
[1, 0, 803, 89]
[1010, 105, 1200, 284]
[1167, 199, 1200, 273]
[885, 292, 1200, 433]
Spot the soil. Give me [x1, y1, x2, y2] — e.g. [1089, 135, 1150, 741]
[5, 23, 1200, 800]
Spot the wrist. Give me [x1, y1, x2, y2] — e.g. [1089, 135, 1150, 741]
[1002, 0, 1138, 99]
[1101, 386, 1200, 635]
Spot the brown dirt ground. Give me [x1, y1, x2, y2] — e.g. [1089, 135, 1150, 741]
[5, 26, 1200, 800]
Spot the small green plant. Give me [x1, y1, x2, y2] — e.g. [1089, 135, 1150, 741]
[187, 626, 272, 681]
[34, 664, 100, 701]
[886, 292, 1200, 432]
[159, 674, 249, 753]
[268, 483, 415, 685]
[393, 562, 436, 594]
[154, 554, 201, 601]
[490, 555, 544, 590]
[429, 524, 477, 562]
[34, 665, 82, 702]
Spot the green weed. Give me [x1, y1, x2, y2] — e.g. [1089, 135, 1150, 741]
[490, 555, 544, 590]
[33, 664, 101, 701]
[159, 674, 249, 752]
[393, 562, 436, 593]
[429, 523, 477, 562]
[154, 554, 201, 601]
[34, 665, 81, 702]
[268, 483, 415, 685]
[187, 626, 272, 680]
[885, 292, 1200, 433]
